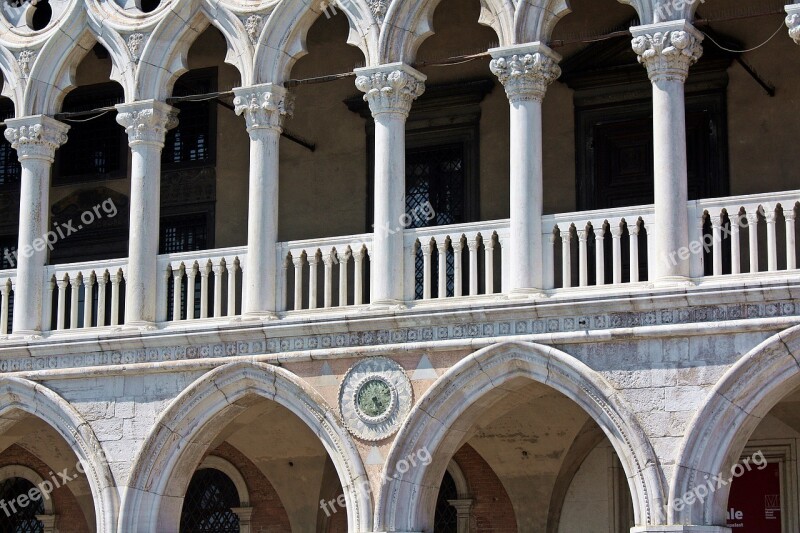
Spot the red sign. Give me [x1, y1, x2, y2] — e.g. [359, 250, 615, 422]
[726, 462, 781, 531]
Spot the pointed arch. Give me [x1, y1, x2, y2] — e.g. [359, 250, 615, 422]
[379, 0, 515, 63]
[135, 0, 252, 101]
[253, 0, 378, 85]
[0, 377, 118, 533]
[671, 325, 800, 526]
[119, 361, 372, 533]
[375, 341, 667, 531]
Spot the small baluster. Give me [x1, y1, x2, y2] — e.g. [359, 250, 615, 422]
[595, 225, 605, 286]
[611, 226, 623, 285]
[186, 264, 197, 320]
[96, 272, 107, 327]
[484, 236, 495, 294]
[56, 277, 68, 330]
[308, 254, 319, 310]
[786, 210, 797, 270]
[730, 212, 741, 275]
[323, 252, 335, 308]
[200, 262, 211, 319]
[213, 261, 224, 318]
[711, 215, 723, 277]
[578, 230, 588, 287]
[0, 280, 9, 336]
[227, 260, 238, 317]
[747, 213, 759, 273]
[452, 239, 464, 297]
[69, 275, 81, 329]
[338, 248, 350, 307]
[293, 254, 304, 311]
[110, 271, 121, 326]
[437, 240, 448, 298]
[421, 242, 432, 300]
[467, 237, 480, 296]
[765, 210, 777, 271]
[173, 264, 183, 321]
[629, 224, 640, 283]
[83, 274, 94, 328]
[561, 232, 572, 289]
[353, 249, 364, 305]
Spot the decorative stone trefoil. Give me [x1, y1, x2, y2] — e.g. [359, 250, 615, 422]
[631, 20, 703, 84]
[489, 44, 561, 103]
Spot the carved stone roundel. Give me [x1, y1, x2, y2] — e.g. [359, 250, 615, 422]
[339, 357, 412, 441]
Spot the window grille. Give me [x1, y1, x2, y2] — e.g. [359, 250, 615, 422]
[0, 477, 45, 533]
[0, 100, 19, 189]
[433, 471, 459, 533]
[179, 468, 240, 533]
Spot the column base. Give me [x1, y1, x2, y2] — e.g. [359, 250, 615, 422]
[8, 330, 42, 341]
[119, 321, 157, 331]
[239, 312, 278, 322]
[631, 527, 730, 533]
[653, 276, 694, 288]
[508, 288, 545, 299]
[369, 299, 407, 311]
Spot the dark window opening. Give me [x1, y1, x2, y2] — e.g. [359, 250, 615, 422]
[433, 471, 459, 533]
[30, 0, 51, 31]
[164, 70, 217, 167]
[0, 100, 19, 189]
[56, 83, 125, 185]
[0, 236, 16, 270]
[160, 213, 209, 254]
[179, 468, 240, 533]
[0, 477, 45, 533]
[138, 0, 160, 12]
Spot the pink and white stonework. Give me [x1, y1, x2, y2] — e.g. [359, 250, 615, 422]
[0, 0, 797, 531]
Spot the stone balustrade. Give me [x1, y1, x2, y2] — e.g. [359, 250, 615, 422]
[0, 271, 14, 336]
[158, 247, 246, 322]
[44, 260, 127, 331]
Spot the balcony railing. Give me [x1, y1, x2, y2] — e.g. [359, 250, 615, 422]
[1, 190, 797, 336]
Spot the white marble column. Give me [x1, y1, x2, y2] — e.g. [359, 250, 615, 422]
[234, 84, 292, 318]
[355, 63, 426, 306]
[116, 100, 178, 327]
[4, 116, 69, 336]
[631, 21, 703, 281]
[489, 44, 561, 295]
[787, 4, 800, 44]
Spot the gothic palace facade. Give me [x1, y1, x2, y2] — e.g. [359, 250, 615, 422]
[0, 0, 798, 531]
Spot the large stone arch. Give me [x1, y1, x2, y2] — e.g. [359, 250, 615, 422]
[253, 0, 378, 85]
[119, 361, 372, 533]
[0, 376, 118, 533]
[670, 325, 800, 526]
[375, 341, 667, 532]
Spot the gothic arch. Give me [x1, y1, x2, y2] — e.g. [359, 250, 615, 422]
[119, 361, 372, 533]
[0, 377, 118, 533]
[378, 0, 516, 64]
[253, 0, 378, 85]
[670, 325, 800, 526]
[375, 341, 667, 532]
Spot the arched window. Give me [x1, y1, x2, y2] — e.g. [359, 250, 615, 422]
[0, 477, 45, 533]
[434, 470, 459, 532]
[179, 468, 241, 533]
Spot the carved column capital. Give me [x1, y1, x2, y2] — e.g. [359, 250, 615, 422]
[631, 20, 703, 84]
[233, 83, 293, 134]
[787, 5, 800, 44]
[4, 115, 69, 162]
[489, 43, 562, 103]
[355, 63, 426, 117]
[115, 100, 179, 147]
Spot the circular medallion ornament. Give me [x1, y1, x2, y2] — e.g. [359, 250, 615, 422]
[339, 357, 412, 441]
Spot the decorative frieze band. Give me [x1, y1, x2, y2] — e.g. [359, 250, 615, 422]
[115, 100, 179, 147]
[631, 20, 703, 84]
[1, 300, 797, 373]
[354, 63, 426, 117]
[232, 84, 293, 133]
[489, 43, 561, 103]
[4, 115, 69, 162]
